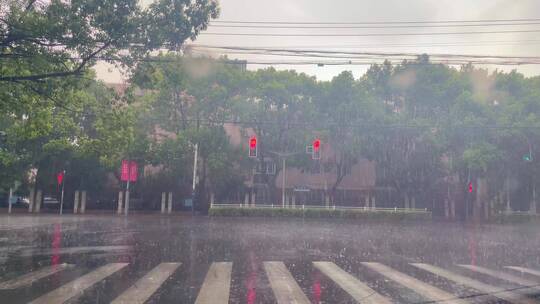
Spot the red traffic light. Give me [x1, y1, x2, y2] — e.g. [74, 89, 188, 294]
[468, 182, 473, 193]
[56, 171, 65, 186]
[249, 137, 257, 149]
[313, 139, 321, 151]
[249, 136, 257, 158]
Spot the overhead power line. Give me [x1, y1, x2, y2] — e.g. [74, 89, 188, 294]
[189, 46, 540, 65]
[189, 51, 540, 66]
[188, 39, 540, 50]
[191, 45, 540, 60]
[200, 29, 540, 37]
[210, 18, 540, 25]
[208, 22, 540, 29]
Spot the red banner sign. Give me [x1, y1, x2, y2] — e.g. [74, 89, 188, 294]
[121, 160, 138, 182]
[129, 161, 138, 182]
[121, 160, 129, 181]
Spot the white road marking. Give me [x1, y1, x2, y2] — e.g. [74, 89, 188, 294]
[29, 263, 128, 304]
[458, 264, 540, 292]
[111, 262, 181, 304]
[411, 263, 539, 304]
[195, 262, 232, 304]
[362, 262, 468, 304]
[313, 261, 391, 304]
[19, 245, 131, 257]
[0, 264, 73, 289]
[505, 266, 540, 278]
[263, 261, 310, 304]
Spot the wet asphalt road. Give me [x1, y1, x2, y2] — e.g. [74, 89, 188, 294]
[0, 214, 540, 303]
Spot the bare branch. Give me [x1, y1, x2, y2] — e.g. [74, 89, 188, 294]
[24, 0, 37, 12]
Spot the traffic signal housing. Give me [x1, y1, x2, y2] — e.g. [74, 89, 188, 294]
[249, 136, 257, 158]
[312, 139, 321, 160]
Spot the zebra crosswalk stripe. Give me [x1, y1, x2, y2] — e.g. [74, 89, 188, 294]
[263, 261, 310, 304]
[29, 263, 128, 304]
[411, 263, 539, 304]
[362, 262, 469, 304]
[111, 262, 181, 304]
[313, 261, 391, 304]
[195, 262, 232, 304]
[458, 264, 540, 293]
[0, 263, 73, 290]
[505, 266, 540, 278]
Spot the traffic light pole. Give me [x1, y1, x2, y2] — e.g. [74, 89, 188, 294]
[282, 157, 286, 208]
[7, 187, 12, 214]
[125, 176, 130, 216]
[59, 171, 65, 215]
[269, 151, 301, 208]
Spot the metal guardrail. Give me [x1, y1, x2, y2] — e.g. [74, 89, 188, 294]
[211, 203, 430, 213]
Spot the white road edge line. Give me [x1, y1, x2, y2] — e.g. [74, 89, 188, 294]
[505, 266, 540, 279]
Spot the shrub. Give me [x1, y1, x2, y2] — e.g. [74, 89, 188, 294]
[490, 212, 540, 224]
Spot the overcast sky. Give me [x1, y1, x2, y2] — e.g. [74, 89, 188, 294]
[94, 0, 540, 83]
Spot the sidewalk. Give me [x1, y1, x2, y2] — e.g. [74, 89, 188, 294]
[0, 208, 199, 217]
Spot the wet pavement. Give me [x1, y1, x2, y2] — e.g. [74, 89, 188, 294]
[0, 214, 539, 303]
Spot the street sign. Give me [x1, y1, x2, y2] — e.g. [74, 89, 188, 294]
[294, 186, 311, 192]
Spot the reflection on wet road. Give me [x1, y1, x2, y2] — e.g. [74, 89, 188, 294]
[0, 215, 540, 303]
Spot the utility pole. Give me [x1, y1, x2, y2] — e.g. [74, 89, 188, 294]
[506, 175, 511, 212]
[192, 143, 198, 213]
[524, 136, 536, 214]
